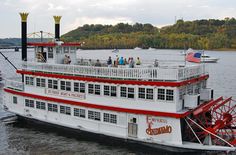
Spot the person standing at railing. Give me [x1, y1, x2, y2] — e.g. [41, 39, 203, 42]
[64, 55, 69, 64]
[119, 57, 125, 65]
[114, 57, 119, 67]
[107, 56, 112, 67]
[136, 57, 141, 65]
[95, 59, 102, 67]
[154, 59, 159, 67]
[124, 58, 128, 65]
[129, 57, 135, 68]
[68, 56, 71, 64]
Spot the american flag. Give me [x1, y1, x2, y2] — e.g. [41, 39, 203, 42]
[186, 52, 202, 63]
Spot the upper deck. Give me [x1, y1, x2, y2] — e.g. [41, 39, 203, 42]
[21, 42, 208, 82]
[21, 61, 207, 82]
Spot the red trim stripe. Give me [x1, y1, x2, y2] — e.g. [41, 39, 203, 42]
[17, 70, 209, 87]
[4, 88, 190, 118]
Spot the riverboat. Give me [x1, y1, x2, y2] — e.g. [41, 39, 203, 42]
[201, 54, 219, 63]
[2, 13, 236, 152]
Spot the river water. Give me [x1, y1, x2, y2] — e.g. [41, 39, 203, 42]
[0, 49, 235, 155]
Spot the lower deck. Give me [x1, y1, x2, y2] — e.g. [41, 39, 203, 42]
[3, 90, 235, 152]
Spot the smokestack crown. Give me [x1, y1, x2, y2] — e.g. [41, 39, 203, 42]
[53, 16, 62, 24]
[20, 12, 29, 22]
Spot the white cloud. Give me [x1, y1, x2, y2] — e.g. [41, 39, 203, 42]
[1, 0, 236, 37]
[48, 3, 67, 11]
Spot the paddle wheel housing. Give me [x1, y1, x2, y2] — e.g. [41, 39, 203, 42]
[183, 97, 236, 147]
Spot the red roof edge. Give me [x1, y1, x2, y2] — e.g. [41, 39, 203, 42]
[27, 42, 81, 47]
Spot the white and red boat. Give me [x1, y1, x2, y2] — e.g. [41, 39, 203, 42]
[2, 13, 236, 152]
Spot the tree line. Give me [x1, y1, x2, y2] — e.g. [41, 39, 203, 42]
[62, 18, 236, 50]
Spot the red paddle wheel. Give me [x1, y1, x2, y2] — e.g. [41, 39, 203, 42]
[183, 97, 236, 147]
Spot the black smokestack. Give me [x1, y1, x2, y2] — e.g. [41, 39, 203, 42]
[20, 12, 29, 61]
[53, 16, 61, 40]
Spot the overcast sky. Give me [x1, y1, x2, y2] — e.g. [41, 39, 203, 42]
[0, 0, 235, 38]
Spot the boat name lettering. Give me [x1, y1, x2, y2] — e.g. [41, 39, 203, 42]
[46, 89, 85, 99]
[146, 125, 172, 135]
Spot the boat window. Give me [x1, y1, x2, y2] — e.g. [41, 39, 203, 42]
[88, 84, 100, 95]
[48, 79, 58, 89]
[36, 78, 46, 87]
[138, 88, 153, 100]
[128, 88, 135, 98]
[70, 47, 76, 53]
[179, 87, 185, 100]
[138, 88, 145, 99]
[88, 110, 101, 121]
[60, 105, 71, 115]
[120, 86, 135, 99]
[13, 96, 17, 104]
[48, 103, 58, 112]
[56, 47, 61, 53]
[202, 80, 207, 89]
[187, 85, 193, 95]
[60, 81, 71, 91]
[64, 47, 69, 53]
[48, 47, 54, 58]
[166, 89, 174, 101]
[157, 88, 174, 101]
[194, 83, 201, 94]
[74, 108, 86, 118]
[103, 113, 117, 124]
[36, 101, 46, 110]
[157, 88, 165, 100]
[25, 76, 34, 86]
[74, 82, 85, 93]
[25, 99, 34, 108]
[104, 85, 117, 97]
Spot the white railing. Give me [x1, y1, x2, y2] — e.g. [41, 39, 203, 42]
[21, 62, 207, 81]
[5, 79, 24, 91]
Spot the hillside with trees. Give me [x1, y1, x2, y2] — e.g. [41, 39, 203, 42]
[62, 18, 236, 50]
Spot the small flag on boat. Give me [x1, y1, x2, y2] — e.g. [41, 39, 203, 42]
[186, 52, 201, 63]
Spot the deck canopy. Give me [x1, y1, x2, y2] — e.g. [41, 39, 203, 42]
[28, 41, 81, 64]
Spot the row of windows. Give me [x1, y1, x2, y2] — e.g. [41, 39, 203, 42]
[25, 76, 174, 101]
[23, 98, 117, 124]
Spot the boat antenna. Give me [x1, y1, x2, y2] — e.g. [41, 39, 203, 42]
[0, 51, 18, 70]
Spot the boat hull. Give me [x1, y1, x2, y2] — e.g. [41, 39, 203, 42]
[10, 113, 235, 153]
[201, 58, 219, 63]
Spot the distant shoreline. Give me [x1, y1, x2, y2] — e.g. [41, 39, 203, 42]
[79, 47, 236, 52]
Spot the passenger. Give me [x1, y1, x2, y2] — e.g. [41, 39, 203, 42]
[88, 59, 92, 66]
[129, 57, 135, 68]
[67, 56, 71, 64]
[119, 57, 125, 65]
[124, 58, 128, 65]
[136, 57, 141, 65]
[154, 59, 159, 67]
[107, 56, 112, 67]
[114, 57, 119, 67]
[37, 51, 44, 62]
[95, 59, 102, 67]
[64, 55, 68, 64]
